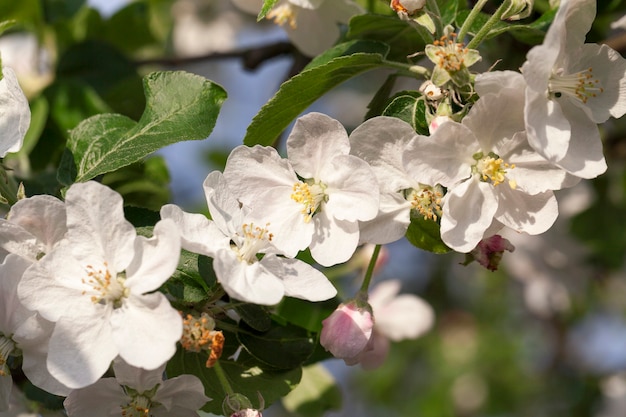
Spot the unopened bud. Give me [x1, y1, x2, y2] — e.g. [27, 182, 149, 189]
[320, 299, 374, 361]
[501, 0, 533, 21]
[462, 234, 515, 271]
[390, 0, 426, 15]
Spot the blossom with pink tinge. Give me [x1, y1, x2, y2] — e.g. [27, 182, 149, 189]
[320, 299, 374, 362]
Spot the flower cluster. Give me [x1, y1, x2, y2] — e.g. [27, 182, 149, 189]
[0, 0, 625, 415]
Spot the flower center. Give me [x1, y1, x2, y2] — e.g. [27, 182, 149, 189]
[81, 263, 129, 309]
[0, 334, 17, 377]
[548, 67, 604, 104]
[120, 394, 151, 417]
[234, 223, 273, 264]
[432, 33, 467, 73]
[267, 4, 298, 29]
[181, 312, 225, 368]
[473, 152, 517, 188]
[405, 185, 444, 221]
[290, 181, 327, 223]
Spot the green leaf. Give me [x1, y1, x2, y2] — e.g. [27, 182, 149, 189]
[165, 250, 216, 303]
[382, 92, 429, 135]
[234, 304, 272, 332]
[258, 0, 279, 20]
[237, 322, 316, 370]
[405, 215, 451, 254]
[0, 0, 43, 27]
[167, 336, 302, 415]
[59, 71, 226, 184]
[243, 41, 389, 147]
[0, 20, 17, 38]
[437, 0, 465, 27]
[101, 156, 171, 211]
[365, 73, 398, 120]
[56, 40, 143, 117]
[347, 14, 426, 62]
[275, 297, 338, 333]
[103, 2, 160, 55]
[282, 364, 342, 417]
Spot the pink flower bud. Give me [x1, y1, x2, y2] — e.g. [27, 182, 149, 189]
[231, 410, 262, 417]
[320, 300, 374, 361]
[463, 234, 515, 271]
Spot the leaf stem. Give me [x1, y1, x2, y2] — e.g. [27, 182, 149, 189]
[466, 0, 510, 50]
[457, 0, 489, 41]
[359, 244, 381, 294]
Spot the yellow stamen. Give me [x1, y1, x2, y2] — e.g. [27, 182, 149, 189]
[549, 67, 604, 104]
[267, 4, 297, 29]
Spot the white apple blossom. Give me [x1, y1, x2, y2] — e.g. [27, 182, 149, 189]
[0, 67, 30, 158]
[161, 170, 336, 305]
[349, 115, 443, 245]
[17, 181, 182, 389]
[0, 255, 69, 411]
[403, 88, 570, 252]
[63, 358, 209, 417]
[0, 194, 66, 263]
[353, 279, 434, 370]
[231, 0, 363, 57]
[223, 112, 379, 266]
[521, 0, 626, 178]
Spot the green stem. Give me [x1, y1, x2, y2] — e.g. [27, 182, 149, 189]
[457, 0, 489, 41]
[367, 0, 375, 12]
[213, 360, 235, 395]
[466, 0, 510, 50]
[359, 244, 381, 294]
[426, 0, 441, 17]
[0, 165, 17, 206]
[382, 60, 431, 78]
[425, 0, 442, 35]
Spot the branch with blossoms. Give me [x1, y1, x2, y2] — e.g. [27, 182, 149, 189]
[0, 0, 625, 415]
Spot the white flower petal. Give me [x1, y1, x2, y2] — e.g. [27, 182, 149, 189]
[112, 358, 165, 393]
[213, 250, 285, 305]
[349, 116, 418, 193]
[553, 99, 607, 178]
[322, 154, 379, 222]
[203, 171, 246, 236]
[4, 194, 66, 257]
[358, 192, 411, 245]
[153, 374, 209, 413]
[441, 178, 498, 253]
[495, 188, 558, 235]
[111, 293, 181, 370]
[63, 378, 127, 417]
[475, 71, 526, 96]
[18, 248, 98, 322]
[0, 67, 30, 157]
[404, 122, 475, 187]
[160, 204, 229, 256]
[47, 313, 118, 389]
[463, 90, 525, 152]
[65, 181, 136, 271]
[375, 294, 434, 341]
[500, 132, 572, 194]
[125, 219, 181, 294]
[286, 112, 350, 179]
[279, 258, 336, 301]
[309, 214, 359, 266]
[524, 88, 572, 162]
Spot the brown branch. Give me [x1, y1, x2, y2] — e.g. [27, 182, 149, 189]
[134, 41, 298, 71]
